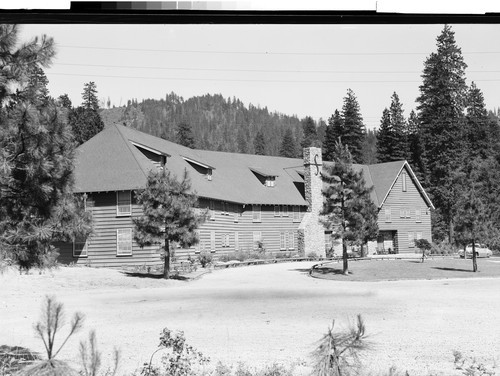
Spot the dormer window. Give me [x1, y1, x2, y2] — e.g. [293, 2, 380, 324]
[183, 156, 215, 182]
[131, 141, 170, 171]
[249, 167, 277, 188]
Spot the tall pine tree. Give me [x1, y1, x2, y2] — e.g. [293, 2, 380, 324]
[176, 122, 196, 148]
[340, 89, 366, 163]
[389, 92, 408, 160]
[301, 116, 319, 149]
[82, 81, 99, 111]
[416, 24, 469, 243]
[279, 128, 298, 158]
[321, 140, 378, 274]
[323, 110, 342, 161]
[376, 108, 394, 163]
[69, 82, 104, 145]
[254, 130, 266, 155]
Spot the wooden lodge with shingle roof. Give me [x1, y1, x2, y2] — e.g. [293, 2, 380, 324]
[55, 124, 434, 267]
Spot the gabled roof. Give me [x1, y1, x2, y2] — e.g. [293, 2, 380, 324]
[74, 124, 434, 209]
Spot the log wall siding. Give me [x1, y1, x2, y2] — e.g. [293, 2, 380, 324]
[56, 191, 162, 267]
[378, 167, 432, 253]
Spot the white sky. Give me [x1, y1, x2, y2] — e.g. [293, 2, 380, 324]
[19, 23, 500, 129]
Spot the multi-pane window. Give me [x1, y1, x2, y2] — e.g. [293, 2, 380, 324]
[221, 233, 230, 248]
[415, 208, 422, 223]
[289, 231, 295, 250]
[400, 207, 410, 218]
[408, 232, 414, 248]
[384, 207, 392, 222]
[265, 177, 275, 187]
[293, 206, 300, 222]
[274, 205, 280, 217]
[280, 232, 286, 250]
[402, 172, 407, 192]
[116, 228, 132, 256]
[73, 236, 88, 258]
[282, 205, 289, 217]
[209, 200, 215, 220]
[116, 191, 131, 216]
[210, 231, 216, 251]
[252, 204, 261, 222]
[253, 231, 262, 248]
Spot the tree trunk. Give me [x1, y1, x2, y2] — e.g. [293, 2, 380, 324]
[472, 240, 478, 273]
[163, 236, 170, 279]
[449, 218, 454, 246]
[342, 239, 348, 275]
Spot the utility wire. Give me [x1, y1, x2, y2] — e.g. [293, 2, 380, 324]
[58, 45, 500, 56]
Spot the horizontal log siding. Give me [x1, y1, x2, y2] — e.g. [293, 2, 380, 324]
[173, 198, 307, 261]
[56, 191, 162, 267]
[378, 167, 432, 253]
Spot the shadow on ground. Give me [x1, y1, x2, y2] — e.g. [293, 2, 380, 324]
[121, 271, 190, 280]
[431, 267, 473, 273]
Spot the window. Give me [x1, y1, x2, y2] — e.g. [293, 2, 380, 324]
[253, 231, 262, 248]
[116, 229, 132, 256]
[207, 169, 212, 181]
[116, 191, 131, 216]
[293, 206, 300, 222]
[234, 207, 239, 222]
[222, 233, 230, 248]
[280, 232, 286, 250]
[401, 207, 410, 218]
[384, 207, 391, 222]
[289, 231, 295, 250]
[221, 202, 229, 216]
[416, 232, 422, 241]
[209, 200, 215, 220]
[235, 232, 239, 250]
[402, 172, 407, 192]
[282, 205, 289, 217]
[408, 232, 414, 248]
[266, 177, 275, 187]
[415, 208, 422, 223]
[210, 231, 215, 251]
[274, 205, 280, 217]
[252, 204, 261, 222]
[73, 236, 88, 258]
[406, 208, 411, 218]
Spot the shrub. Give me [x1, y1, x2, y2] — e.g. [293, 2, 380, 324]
[311, 315, 369, 376]
[307, 252, 319, 260]
[197, 251, 213, 268]
[430, 241, 456, 256]
[141, 328, 210, 376]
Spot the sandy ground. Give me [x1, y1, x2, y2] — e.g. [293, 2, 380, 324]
[1, 261, 500, 376]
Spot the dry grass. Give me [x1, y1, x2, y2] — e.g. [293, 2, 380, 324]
[311, 257, 500, 281]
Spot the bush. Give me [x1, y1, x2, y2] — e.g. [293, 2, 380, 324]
[197, 251, 213, 268]
[307, 252, 319, 260]
[430, 241, 456, 256]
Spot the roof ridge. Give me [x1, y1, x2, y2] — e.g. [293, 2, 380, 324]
[114, 124, 150, 180]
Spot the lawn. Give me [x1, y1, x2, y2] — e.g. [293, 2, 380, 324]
[311, 256, 500, 281]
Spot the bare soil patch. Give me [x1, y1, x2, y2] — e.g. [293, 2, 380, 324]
[1, 261, 500, 376]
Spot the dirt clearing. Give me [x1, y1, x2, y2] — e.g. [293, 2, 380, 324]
[1, 260, 499, 375]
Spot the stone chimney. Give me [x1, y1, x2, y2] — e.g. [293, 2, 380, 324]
[298, 147, 326, 258]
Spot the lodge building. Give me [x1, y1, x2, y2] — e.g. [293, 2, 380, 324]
[55, 124, 434, 267]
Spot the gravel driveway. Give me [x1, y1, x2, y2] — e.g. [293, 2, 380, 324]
[1, 261, 499, 375]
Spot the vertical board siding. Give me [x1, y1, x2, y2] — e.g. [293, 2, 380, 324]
[378, 166, 432, 253]
[56, 191, 162, 267]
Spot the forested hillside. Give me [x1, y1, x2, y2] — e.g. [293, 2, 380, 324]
[100, 93, 307, 157]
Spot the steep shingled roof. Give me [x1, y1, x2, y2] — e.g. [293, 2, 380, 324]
[73, 124, 433, 209]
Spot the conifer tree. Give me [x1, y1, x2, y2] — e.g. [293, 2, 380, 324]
[82, 81, 99, 111]
[323, 110, 342, 161]
[254, 130, 266, 155]
[301, 116, 319, 149]
[340, 89, 366, 163]
[389, 92, 408, 160]
[279, 128, 297, 158]
[376, 108, 394, 163]
[176, 122, 196, 148]
[0, 26, 92, 269]
[406, 110, 426, 182]
[416, 24, 469, 243]
[321, 140, 378, 275]
[69, 82, 104, 145]
[57, 93, 72, 109]
[133, 169, 205, 279]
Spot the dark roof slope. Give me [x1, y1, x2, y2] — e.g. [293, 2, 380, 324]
[73, 124, 433, 209]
